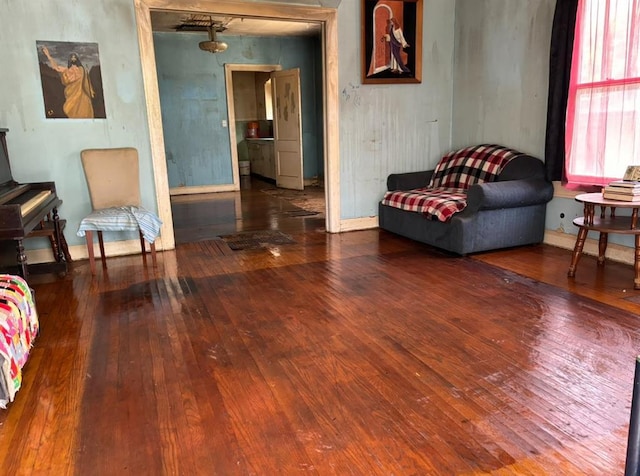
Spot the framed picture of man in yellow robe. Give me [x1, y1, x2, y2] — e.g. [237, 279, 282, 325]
[36, 40, 106, 119]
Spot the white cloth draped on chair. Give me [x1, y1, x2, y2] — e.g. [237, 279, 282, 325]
[77, 206, 162, 243]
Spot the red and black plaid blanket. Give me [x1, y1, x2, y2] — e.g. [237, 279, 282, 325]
[429, 144, 524, 189]
[381, 145, 523, 222]
[381, 187, 467, 222]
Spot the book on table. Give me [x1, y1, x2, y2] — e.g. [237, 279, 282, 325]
[607, 180, 640, 189]
[602, 191, 640, 201]
[601, 166, 640, 200]
[604, 184, 640, 194]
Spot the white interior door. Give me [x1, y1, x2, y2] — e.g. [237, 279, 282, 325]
[271, 68, 303, 190]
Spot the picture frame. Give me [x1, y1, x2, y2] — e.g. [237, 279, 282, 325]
[36, 40, 106, 119]
[361, 0, 423, 85]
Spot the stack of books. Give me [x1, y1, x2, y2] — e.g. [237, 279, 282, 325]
[602, 180, 640, 201]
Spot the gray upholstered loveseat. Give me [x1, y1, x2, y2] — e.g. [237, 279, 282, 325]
[378, 144, 554, 255]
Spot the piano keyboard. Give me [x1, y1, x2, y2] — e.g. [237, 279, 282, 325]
[20, 190, 51, 216]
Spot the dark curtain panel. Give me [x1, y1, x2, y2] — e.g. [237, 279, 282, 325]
[544, 0, 579, 182]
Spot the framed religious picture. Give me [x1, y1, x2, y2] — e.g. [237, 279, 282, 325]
[36, 40, 106, 119]
[362, 0, 423, 84]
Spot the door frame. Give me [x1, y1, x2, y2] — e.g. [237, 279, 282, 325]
[134, 0, 341, 250]
[225, 63, 282, 191]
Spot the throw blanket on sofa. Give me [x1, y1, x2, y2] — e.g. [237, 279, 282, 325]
[381, 144, 524, 222]
[381, 187, 467, 222]
[429, 144, 525, 189]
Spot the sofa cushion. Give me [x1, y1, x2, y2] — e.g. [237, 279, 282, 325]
[429, 144, 525, 189]
[381, 187, 467, 222]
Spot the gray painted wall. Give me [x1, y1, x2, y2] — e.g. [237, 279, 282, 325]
[339, 0, 456, 219]
[452, 0, 555, 156]
[452, 0, 636, 252]
[154, 32, 323, 187]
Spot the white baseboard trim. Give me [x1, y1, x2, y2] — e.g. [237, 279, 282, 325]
[339, 216, 379, 232]
[26, 239, 165, 264]
[24, 248, 63, 265]
[544, 229, 634, 266]
[170, 184, 238, 195]
[304, 177, 323, 187]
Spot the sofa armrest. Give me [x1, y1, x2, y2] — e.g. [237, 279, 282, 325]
[465, 178, 554, 213]
[387, 171, 434, 191]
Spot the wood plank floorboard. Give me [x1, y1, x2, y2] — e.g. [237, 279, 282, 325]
[1, 177, 640, 474]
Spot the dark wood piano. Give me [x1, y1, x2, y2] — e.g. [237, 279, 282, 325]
[0, 128, 67, 279]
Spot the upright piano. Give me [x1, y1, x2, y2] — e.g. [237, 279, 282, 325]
[0, 128, 66, 278]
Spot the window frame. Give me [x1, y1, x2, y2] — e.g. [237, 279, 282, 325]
[564, 0, 640, 186]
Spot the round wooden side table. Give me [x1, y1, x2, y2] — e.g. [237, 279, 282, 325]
[568, 192, 640, 289]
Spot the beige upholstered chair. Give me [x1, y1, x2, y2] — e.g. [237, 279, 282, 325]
[78, 147, 160, 275]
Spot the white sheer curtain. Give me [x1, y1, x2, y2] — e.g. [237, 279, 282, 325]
[565, 0, 640, 186]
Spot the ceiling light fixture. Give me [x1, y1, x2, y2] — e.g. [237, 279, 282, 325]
[199, 20, 228, 53]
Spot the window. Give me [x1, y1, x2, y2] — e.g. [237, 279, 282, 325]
[264, 78, 273, 121]
[565, 0, 640, 186]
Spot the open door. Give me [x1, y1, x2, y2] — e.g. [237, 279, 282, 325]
[271, 68, 304, 190]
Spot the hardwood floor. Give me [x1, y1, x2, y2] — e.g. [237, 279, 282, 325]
[170, 177, 326, 244]
[2, 177, 640, 475]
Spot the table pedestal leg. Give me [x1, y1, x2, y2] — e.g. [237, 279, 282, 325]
[635, 234, 640, 290]
[569, 227, 588, 278]
[598, 232, 608, 266]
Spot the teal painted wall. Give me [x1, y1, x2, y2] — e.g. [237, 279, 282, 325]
[154, 33, 232, 186]
[154, 32, 323, 187]
[0, 0, 456, 256]
[0, 0, 157, 251]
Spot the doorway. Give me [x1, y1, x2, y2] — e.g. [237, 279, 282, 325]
[134, 0, 340, 252]
[225, 63, 283, 190]
[227, 65, 309, 192]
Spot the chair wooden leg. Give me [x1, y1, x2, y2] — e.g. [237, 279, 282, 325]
[139, 231, 157, 269]
[150, 242, 157, 268]
[85, 231, 96, 275]
[139, 231, 147, 265]
[97, 231, 107, 269]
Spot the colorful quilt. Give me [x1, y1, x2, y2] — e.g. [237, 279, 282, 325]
[0, 275, 38, 408]
[382, 144, 523, 222]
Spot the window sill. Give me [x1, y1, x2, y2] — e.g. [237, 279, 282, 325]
[552, 181, 581, 200]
